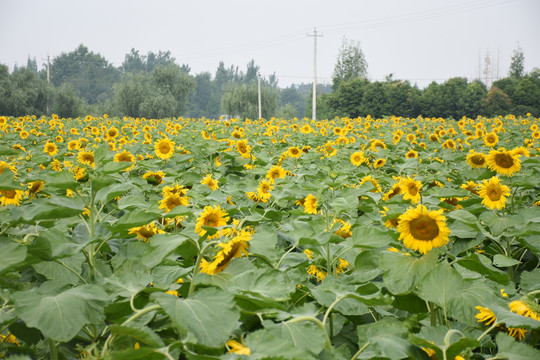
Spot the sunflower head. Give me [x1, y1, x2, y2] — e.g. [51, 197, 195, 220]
[397, 204, 451, 254]
[399, 177, 422, 204]
[478, 176, 510, 210]
[466, 151, 487, 169]
[350, 151, 366, 167]
[195, 205, 230, 238]
[154, 138, 175, 160]
[486, 148, 521, 176]
[303, 193, 319, 214]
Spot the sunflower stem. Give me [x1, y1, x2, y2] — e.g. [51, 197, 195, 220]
[48, 338, 58, 360]
[476, 321, 499, 342]
[188, 240, 218, 297]
[286, 316, 333, 352]
[350, 342, 370, 360]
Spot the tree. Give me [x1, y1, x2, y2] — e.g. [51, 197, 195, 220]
[332, 37, 368, 90]
[464, 80, 487, 117]
[326, 78, 369, 118]
[221, 81, 278, 119]
[508, 43, 525, 79]
[54, 83, 82, 118]
[482, 86, 511, 116]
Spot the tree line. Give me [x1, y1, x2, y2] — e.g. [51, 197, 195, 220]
[0, 43, 538, 119]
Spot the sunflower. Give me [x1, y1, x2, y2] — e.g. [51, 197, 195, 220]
[350, 151, 366, 167]
[114, 150, 135, 163]
[512, 146, 530, 158]
[201, 174, 219, 191]
[303, 193, 319, 214]
[199, 230, 251, 275]
[483, 132, 499, 147]
[383, 182, 402, 201]
[359, 175, 381, 193]
[399, 177, 422, 204]
[129, 222, 165, 242]
[307, 264, 327, 281]
[405, 149, 418, 159]
[226, 340, 251, 355]
[373, 158, 386, 169]
[0, 161, 17, 176]
[0, 189, 25, 206]
[159, 193, 189, 213]
[509, 300, 540, 321]
[43, 141, 58, 156]
[256, 179, 273, 202]
[478, 176, 510, 210]
[143, 170, 166, 185]
[461, 181, 479, 195]
[195, 205, 229, 238]
[507, 327, 527, 340]
[370, 139, 386, 152]
[154, 137, 175, 160]
[287, 146, 302, 158]
[266, 165, 286, 182]
[77, 150, 95, 168]
[67, 140, 80, 151]
[27, 180, 44, 198]
[397, 204, 451, 254]
[333, 219, 352, 239]
[466, 151, 487, 169]
[486, 148, 521, 176]
[236, 139, 251, 158]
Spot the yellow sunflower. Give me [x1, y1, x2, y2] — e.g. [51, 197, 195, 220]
[509, 299, 540, 321]
[350, 151, 366, 167]
[483, 132, 499, 147]
[226, 340, 251, 355]
[114, 150, 135, 163]
[303, 193, 319, 214]
[236, 139, 251, 158]
[486, 148, 521, 176]
[399, 177, 422, 204]
[373, 158, 386, 169]
[27, 180, 44, 198]
[405, 149, 418, 159]
[397, 204, 451, 254]
[129, 222, 165, 242]
[0, 189, 25, 206]
[266, 165, 286, 182]
[143, 170, 166, 185]
[201, 174, 219, 191]
[287, 146, 302, 159]
[159, 193, 189, 213]
[195, 205, 230, 238]
[77, 150, 95, 168]
[256, 179, 273, 202]
[43, 141, 58, 156]
[154, 137, 175, 160]
[199, 230, 251, 275]
[333, 219, 352, 239]
[466, 151, 487, 169]
[475, 306, 497, 325]
[359, 175, 381, 193]
[478, 176, 510, 210]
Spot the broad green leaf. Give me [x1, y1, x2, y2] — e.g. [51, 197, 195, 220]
[94, 182, 132, 205]
[489, 304, 540, 330]
[380, 250, 439, 294]
[101, 161, 135, 173]
[457, 253, 509, 285]
[112, 210, 159, 233]
[15, 197, 84, 222]
[309, 280, 370, 316]
[418, 263, 465, 321]
[351, 226, 393, 249]
[109, 324, 164, 348]
[12, 284, 110, 342]
[139, 234, 188, 269]
[42, 171, 79, 190]
[33, 254, 85, 286]
[0, 241, 27, 274]
[519, 269, 540, 292]
[224, 268, 296, 301]
[109, 348, 163, 360]
[249, 228, 281, 263]
[495, 333, 540, 360]
[492, 254, 520, 267]
[0, 168, 24, 190]
[447, 279, 496, 325]
[154, 288, 239, 348]
[357, 318, 413, 360]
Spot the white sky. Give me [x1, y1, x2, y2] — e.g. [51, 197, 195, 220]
[1, 0, 539, 88]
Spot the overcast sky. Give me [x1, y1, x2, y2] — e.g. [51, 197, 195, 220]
[1, 0, 539, 88]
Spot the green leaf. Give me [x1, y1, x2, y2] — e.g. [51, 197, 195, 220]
[492, 254, 520, 267]
[42, 171, 79, 190]
[139, 234, 188, 269]
[224, 268, 296, 301]
[357, 318, 413, 359]
[0, 168, 24, 190]
[519, 269, 540, 292]
[112, 210, 159, 232]
[309, 280, 370, 316]
[457, 253, 509, 285]
[249, 228, 282, 264]
[14, 197, 84, 223]
[109, 324, 164, 348]
[351, 226, 393, 249]
[12, 284, 110, 342]
[0, 241, 27, 274]
[95, 182, 131, 205]
[495, 333, 540, 360]
[418, 263, 465, 321]
[380, 250, 439, 294]
[101, 161, 135, 173]
[154, 288, 239, 348]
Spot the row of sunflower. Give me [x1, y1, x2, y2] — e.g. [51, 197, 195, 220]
[0, 113, 539, 359]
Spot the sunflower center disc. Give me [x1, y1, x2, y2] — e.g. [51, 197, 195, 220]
[409, 216, 439, 241]
[472, 155, 485, 165]
[487, 186, 501, 201]
[494, 153, 513, 169]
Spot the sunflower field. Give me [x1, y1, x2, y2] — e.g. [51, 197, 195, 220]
[1, 113, 540, 360]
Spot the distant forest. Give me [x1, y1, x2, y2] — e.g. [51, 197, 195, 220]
[1, 44, 539, 119]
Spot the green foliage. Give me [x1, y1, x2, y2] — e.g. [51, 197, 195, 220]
[332, 37, 368, 90]
[509, 44, 525, 79]
[54, 83, 83, 118]
[221, 81, 278, 119]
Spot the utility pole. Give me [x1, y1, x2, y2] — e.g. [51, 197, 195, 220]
[257, 72, 262, 120]
[42, 55, 51, 114]
[307, 28, 322, 120]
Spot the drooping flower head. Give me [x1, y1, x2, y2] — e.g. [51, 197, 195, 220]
[201, 174, 219, 191]
[200, 230, 251, 275]
[397, 204, 451, 254]
[303, 193, 319, 214]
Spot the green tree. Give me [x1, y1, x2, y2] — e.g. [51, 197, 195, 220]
[508, 43, 525, 79]
[332, 37, 368, 90]
[221, 81, 278, 119]
[326, 78, 369, 118]
[54, 83, 83, 118]
[482, 86, 512, 116]
[386, 80, 421, 117]
[50, 44, 120, 104]
[463, 80, 487, 117]
[0, 65, 51, 116]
